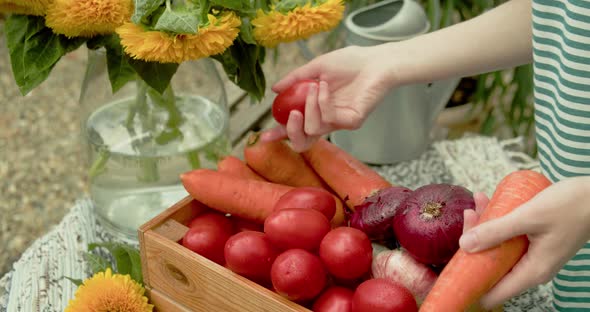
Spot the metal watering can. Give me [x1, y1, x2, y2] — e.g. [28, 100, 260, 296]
[328, 0, 460, 164]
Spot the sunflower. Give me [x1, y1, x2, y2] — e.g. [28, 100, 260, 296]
[64, 268, 153, 312]
[0, 0, 52, 16]
[251, 0, 345, 48]
[116, 12, 241, 64]
[45, 0, 133, 38]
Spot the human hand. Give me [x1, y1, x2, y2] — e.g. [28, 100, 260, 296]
[260, 45, 398, 152]
[461, 177, 590, 309]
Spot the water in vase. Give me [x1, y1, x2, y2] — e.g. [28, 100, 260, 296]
[84, 94, 230, 242]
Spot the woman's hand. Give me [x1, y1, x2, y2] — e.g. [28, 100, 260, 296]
[260, 45, 398, 152]
[462, 177, 590, 309]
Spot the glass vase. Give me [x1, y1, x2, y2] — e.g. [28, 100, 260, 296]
[79, 48, 230, 242]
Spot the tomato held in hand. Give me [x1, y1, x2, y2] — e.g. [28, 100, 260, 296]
[274, 187, 337, 221]
[272, 79, 319, 125]
[182, 213, 235, 265]
[312, 286, 354, 312]
[319, 227, 373, 280]
[271, 249, 327, 302]
[224, 231, 280, 284]
[352, 278, 418, 312]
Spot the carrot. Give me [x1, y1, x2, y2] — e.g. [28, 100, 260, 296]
[217, 155, 266, 181]
[244, 133, 347, 227]
[419, 170, 552, 312]
[181, 169, 295, 223]
[301, 138, 392, 209]
[244, 132, 328, 188]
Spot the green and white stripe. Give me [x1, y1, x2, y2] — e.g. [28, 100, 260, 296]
[533, 0, 590, 309]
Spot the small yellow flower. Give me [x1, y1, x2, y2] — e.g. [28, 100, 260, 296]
[0, 0, 52, 16]
[45, 0, 133, 38]
[64, 268, 153, 312]
[252, 0, 345, 48]
[116, 12, 241, 64]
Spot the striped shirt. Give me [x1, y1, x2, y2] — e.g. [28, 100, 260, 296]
[532, 0, 590, 309]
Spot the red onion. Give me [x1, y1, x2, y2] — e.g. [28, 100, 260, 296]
[371, 246, 437, 303]
[347, 186, 412, 241]
[392, 184, 475, 266]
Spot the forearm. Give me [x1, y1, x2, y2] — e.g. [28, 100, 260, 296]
[387, 0, 532, 85]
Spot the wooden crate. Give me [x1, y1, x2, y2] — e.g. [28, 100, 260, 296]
[138, 196, 311, 312]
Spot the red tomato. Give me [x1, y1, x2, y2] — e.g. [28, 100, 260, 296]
[319, 227, 372, 280]
[189, 212, 234, 233]
[352, 278, 417, 312]
[271, 249, 327, 301]
[274, 187, 337, 221]
[264, 208, 331, 251]
[224, 231, 280, 284]
[272, 79, 319, 125]
[182, 213, 235, 265]
[312, 286, 354, 312]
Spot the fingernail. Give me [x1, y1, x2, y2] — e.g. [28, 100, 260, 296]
[459, 232, 478, 252]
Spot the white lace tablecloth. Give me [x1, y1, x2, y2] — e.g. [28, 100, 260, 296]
[0, 135, 555, 312]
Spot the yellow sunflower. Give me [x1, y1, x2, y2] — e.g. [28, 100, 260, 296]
[0, 0, 52, 16]
[45, 0, 133, 38]
[64, 269, 153, 312]
[252, 0, 345, 48]
[116, 12, 241, 64]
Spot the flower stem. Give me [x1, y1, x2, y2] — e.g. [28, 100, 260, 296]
[135, 79, 159, 183]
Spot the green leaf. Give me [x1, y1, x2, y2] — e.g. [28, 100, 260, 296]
[239, 18, 256, 45]
[154, 5, 200, 34]
[133, 0, 166, 23]
[64, 277, 84, 286]
[128, 59, 179, 94]
[274, 0, 309, 12]
[83, 252, 113, 274]
[211, 0, 247, 10]
[426, 0, 441, 31]
[88, 242, 143, 285]
[212, 38, 266, 101]
[6, 15, 86, 95]
[104, 35, 138, 93]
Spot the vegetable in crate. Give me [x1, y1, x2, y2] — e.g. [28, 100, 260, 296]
[182, 213, 235, 265]
[217, 155, 266, 181]
[352, 278, 418, 312]
[319, 227, 373, 280]
[224, 231, 280, 285]
[312, 286, 354, 312]
[274, 187, 337, 221]
[181, 169, 294, 223]
[302, 138, 392, 209]
[371, 247, 437, 303]
[420, 170, 552, 312]
[271, 249, 328, 302]
[244, 134, 346, 226]
[393, 183, 475, 266]
[264, 208, 331, 251]
[348, 186, 412, 241]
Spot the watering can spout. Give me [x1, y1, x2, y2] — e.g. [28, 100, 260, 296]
[427, 77, 461, 124]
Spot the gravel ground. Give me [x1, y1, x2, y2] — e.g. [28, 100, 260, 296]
[0, 25, 89, 276]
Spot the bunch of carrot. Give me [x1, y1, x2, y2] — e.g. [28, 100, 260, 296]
[180, 132, 393, 226]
